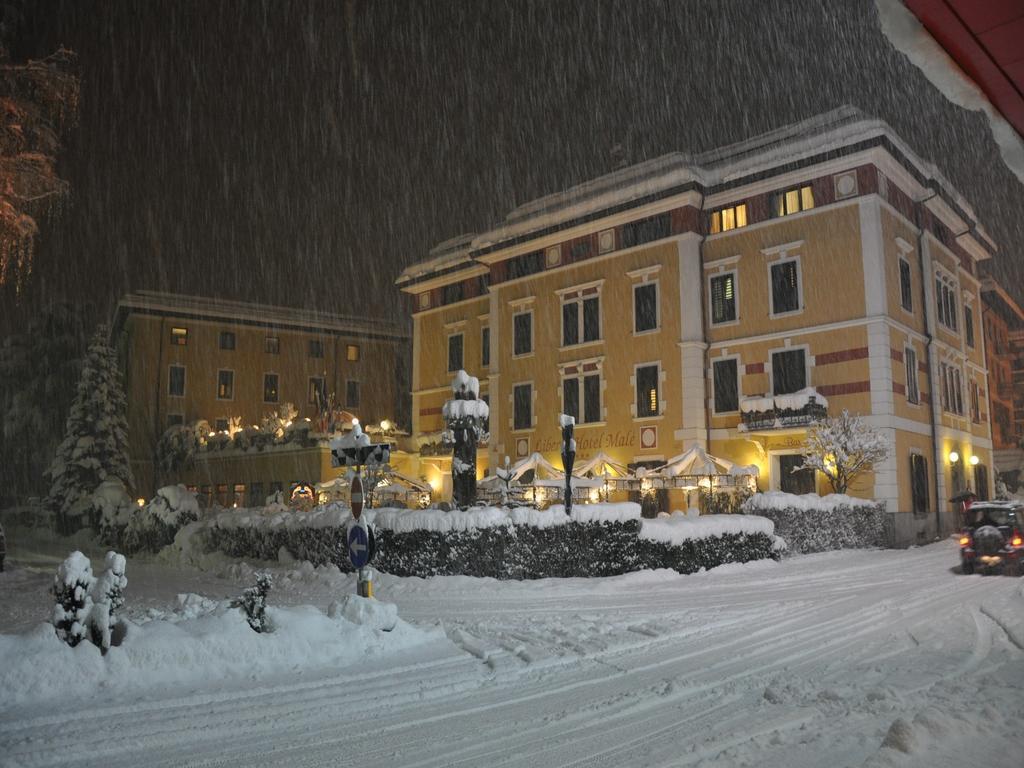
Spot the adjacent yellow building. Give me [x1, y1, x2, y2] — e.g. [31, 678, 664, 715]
[111, 291, 408, 499]
[398, 107, 998, 545]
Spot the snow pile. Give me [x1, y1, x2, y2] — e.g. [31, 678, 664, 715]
[639, 513, 775, 546]
[118, 485, 201, 554]
[330, 594, 398, 632]
[0, 601, 440, 715]
[744, 491, 872, 513]
[740, 387, 828, 413]
[442, 398, 490, 421]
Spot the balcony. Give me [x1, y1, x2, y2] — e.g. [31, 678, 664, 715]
[739, 388, 829, 434]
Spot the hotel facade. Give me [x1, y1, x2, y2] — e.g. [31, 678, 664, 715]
[398, 108, 998, 546]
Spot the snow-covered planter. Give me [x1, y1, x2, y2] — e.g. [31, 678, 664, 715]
[199, 503, 777, 579]
[118, 485, 201, 554]
[742, 491, 888, 554]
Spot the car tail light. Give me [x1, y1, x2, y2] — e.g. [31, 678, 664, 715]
[959, 535, 971, 546]
[1011, 531, 1023, 547]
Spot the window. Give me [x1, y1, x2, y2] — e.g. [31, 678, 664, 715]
[771, 185, 814, 217]
[636, 364, 660, 418]
[170, 327, 188, 346]
[265, 336, 280, 354]
[772, 349, 806, 396]
[710, 272, 737, 324]
[219, 331, 236, 350]
[974, 464, 989, 501]
[249, 482, 265, 507]
[347, 344, 360, 362]
[346, 380, 360, 408]
[770, 260, 800, 315]
[442, 282, 464, 305]
[505, 251, 544, 280]
[935, 274, 958, 331]
[481, 327, 490, 367]
[232, 484, 245, 508]
[562, 293, 600, 346]
[167, 413, 184, 428]
[513, 311, 533, 356]
[214, 418, 229, 432]
[263, 373, 279, 403]
[308, 339, 324, 358]
[448, 334, 463, 372]
[709, 203, 748, 234]
[513, 383, 532, 430]
[899, 258, 913, 312]
[168, 365, 186, 397]
[634, 283, 658, 332]
[941, 363, 963, 415]
[621, 213, 670, 248]
[905, 347, 919, 404]
[217, 369, 234, 400]
[964, 306, 974, 348]
[910, 454, 929, 516]
[713, 358, 739, 413]
[779, 454, 816, 494]
[562, 372, 601, 424]
[970, 380, 980, 422]
[308, 376, 326, 406]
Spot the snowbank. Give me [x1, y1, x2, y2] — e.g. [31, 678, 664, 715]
[744, 491, 873, 513]
[0, 600, 440, 714]
[640, 513, 774, 546]
[743, 492, 889, 554]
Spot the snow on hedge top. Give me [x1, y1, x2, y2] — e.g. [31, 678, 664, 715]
[151, 484, 200, 523]
[743, 491, 880, 513]
[639, 513, 774, 545]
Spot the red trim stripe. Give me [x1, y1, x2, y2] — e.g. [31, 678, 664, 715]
[817, 381, 872, 396]
[816, 347, 869, 365]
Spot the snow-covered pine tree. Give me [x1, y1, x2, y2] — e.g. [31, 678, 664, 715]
[442, 370, 489, 509]
[45, 325, 133, 533]
[89, 551, 127, 653]
[51, 550, 94, 647]
[797, 410, 889, 494]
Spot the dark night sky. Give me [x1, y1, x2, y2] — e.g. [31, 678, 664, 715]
[10, 0, 1024, 332]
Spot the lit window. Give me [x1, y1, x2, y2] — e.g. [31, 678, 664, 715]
[217, 370, 234, 400]
[347, 344, 360, 362]
[308, 376, 326, 406]
[710, 203, 748, 234]
[710, 273, 737, 324]
[771, 185, 814, 217]
[170, 327, 188, 346]
[263, 373, 279, 403]
[636, 365, 659, 418]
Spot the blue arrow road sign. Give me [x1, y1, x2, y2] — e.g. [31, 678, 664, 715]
[348, 524, 370, 569]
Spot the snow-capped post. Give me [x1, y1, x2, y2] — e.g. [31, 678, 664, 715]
[797, 409, 889, 495]
[560, 414, 576, 516]
[330, 420, 388, 598]
[442, 370, 489, 509]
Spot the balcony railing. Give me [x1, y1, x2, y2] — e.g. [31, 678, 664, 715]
[739, 388, 829, 432]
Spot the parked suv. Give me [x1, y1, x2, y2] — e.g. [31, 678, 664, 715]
[959, 501, 1024, 575]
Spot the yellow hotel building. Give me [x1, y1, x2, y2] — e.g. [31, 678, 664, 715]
[399, 108, 997, 546]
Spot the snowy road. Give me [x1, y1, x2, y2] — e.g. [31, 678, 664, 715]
[2, 541, 1023, 767]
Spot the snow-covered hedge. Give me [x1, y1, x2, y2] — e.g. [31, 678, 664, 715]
[741, 491, 888, 554]
[199, 503, 777, 578]
[102, 485, 200, 554]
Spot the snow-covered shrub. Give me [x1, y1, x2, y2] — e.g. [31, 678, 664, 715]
[94, 478, 134, 545]
[156, 423, 199, 475]
[89, 551, 127, 652]
[121, 484, 200, 554]
[797, 410, 889, 494]
[51, 551, 95, 647]
[742, 491, 889, 554]
[232, 573, 273, 632]
[699, 487, 753, 516]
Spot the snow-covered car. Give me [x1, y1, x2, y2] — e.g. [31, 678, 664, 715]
[959, 501, 1024, 575]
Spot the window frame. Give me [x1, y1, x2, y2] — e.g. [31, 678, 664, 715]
[560, 367, 603, 425]
[346, 379, 360, 409]
[559, 284, 603, 348]
[216, 369, 235, 401]
[904, 346, 920, 405]
[481, 326, 490, 368]
[168, 364, 186, 398]
[513, 309, 534, 358]
[263, 371, 280, 404]
[935, 270, 959, 332]
[512, 381, 533, 432]
[632, 280, 659, 335]
[709, 203, 748, 234]
[708, 270, 739, 326]
[770, 185, 815, 218]
[264, 335, 280, 354]
[634, 362, 661, 420]
[768, 256, 803, 318]
[711, 356, 740, 415]
[219, 330, 236, 351]
[898, 256, 914, 314]
[964, 304, 975, 348]
[769, 346, 809, 397]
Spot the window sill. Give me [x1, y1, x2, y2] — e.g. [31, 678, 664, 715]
[511, 427, 535, 435]
[769, 308, 804, 320]
[633, 414, 664, 422]
[574, 421, 607, 429]
[712, 409, 739, 417]
[632, 327, 661, 337]
[512, 352, 535, 360]
[710, 319, 740, 328]
[558, 340, 602, 353]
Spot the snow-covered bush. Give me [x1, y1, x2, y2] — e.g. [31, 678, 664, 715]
[699, 487, 753, 515]
[156, 423, 199, 475]
[798, 410, 889, 494]
[200, 504, 776, 579]
[93, 478, 134, 545]
[51, 551, 95, 647]
[743, 491, 888, 554]
[90, 551, 127, 652]
[45, 326, 134, 534]
[232, 573, 273, 632]
[121, 485, 201, 554]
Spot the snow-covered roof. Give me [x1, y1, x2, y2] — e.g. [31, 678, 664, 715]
[395, 233, 478, 286]
[113, 291, 406, 340]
